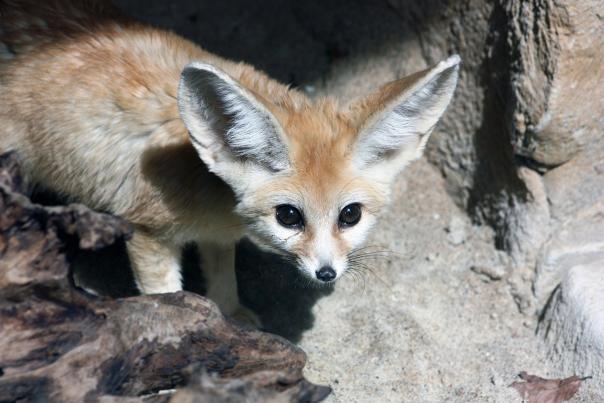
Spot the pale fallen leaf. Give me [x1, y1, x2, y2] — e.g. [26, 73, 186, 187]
[510, 371, 592, 403]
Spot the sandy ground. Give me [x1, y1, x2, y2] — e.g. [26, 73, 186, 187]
[288, 159, 553, 402]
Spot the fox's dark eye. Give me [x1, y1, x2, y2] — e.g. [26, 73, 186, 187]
[339, 203, 362, 227]
[276, 204, 303, 228]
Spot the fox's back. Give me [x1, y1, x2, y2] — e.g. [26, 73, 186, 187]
[0, 1, 223, 217]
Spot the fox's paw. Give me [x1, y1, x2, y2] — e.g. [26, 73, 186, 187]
[229, 305, 262, 328]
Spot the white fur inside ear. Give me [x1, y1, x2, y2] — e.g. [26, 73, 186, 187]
[212, 78, 289, 171]
[178, 62, 289, 173]
[354, 55, 460, 168]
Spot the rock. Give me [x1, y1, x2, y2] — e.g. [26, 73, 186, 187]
[535, 199, 604, 397]
[471, 265, 505, 281]
[496, 167, 551, 264]
[0, 152, 328, 403]
[446, 215, 467, 246]
[504, 0, 604, 269]
[537, 258, 604, 397]
[544, 145, 604, 223]
[510, 0, 604, 168]
[534, 201, 604, 306]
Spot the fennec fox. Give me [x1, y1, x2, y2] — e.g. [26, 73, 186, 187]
[0, 1, 459, 324]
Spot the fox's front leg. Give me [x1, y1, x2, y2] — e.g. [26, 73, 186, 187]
[127, 230, 183, 294]
[198, 242, 260, 326]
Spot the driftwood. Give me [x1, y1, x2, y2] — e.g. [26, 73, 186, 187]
[0, 152, 330, 402]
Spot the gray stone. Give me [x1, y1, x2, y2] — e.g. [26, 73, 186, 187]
[538, 258, 604, 398]
[502, 167, 551, 264]
[534, 201, 604, 306]
[511, 0, 604, 167]
[544, 144, 604, 223]
[446, 215, 467, 246]
[471, 265, 506, 281]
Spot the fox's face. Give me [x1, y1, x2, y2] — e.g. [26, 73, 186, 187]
[178, 56, 460, 283]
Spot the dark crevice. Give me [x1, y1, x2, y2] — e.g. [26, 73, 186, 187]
[466, 1, 529, 249]
[513, 154, 555, 175]
[535, 283, 561, 338]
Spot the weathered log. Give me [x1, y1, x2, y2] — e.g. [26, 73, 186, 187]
[169, 369, 331, 403]
[0, 152, 329, 402]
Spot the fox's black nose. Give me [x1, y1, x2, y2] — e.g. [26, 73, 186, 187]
[316, 266, 336, 282]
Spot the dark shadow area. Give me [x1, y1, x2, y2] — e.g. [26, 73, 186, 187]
[31, 189, 139, 298]
[33, 186, 329, 342]
[236, 239, 333, 343]
[71, 240, 139, 297]
[173, 240, 332, 343]
[114, 0, 449, 87]
[466, 2, 529, 249]
[68, 234, 330, 342]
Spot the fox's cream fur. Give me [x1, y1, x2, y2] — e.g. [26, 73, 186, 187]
[0, 0, 460, 324]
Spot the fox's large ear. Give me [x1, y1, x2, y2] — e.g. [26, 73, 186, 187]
[178, 62, 289, 185]
[351, 55, 460, 173]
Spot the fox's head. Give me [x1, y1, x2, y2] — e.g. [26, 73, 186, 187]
[178, 56, 460, 283]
